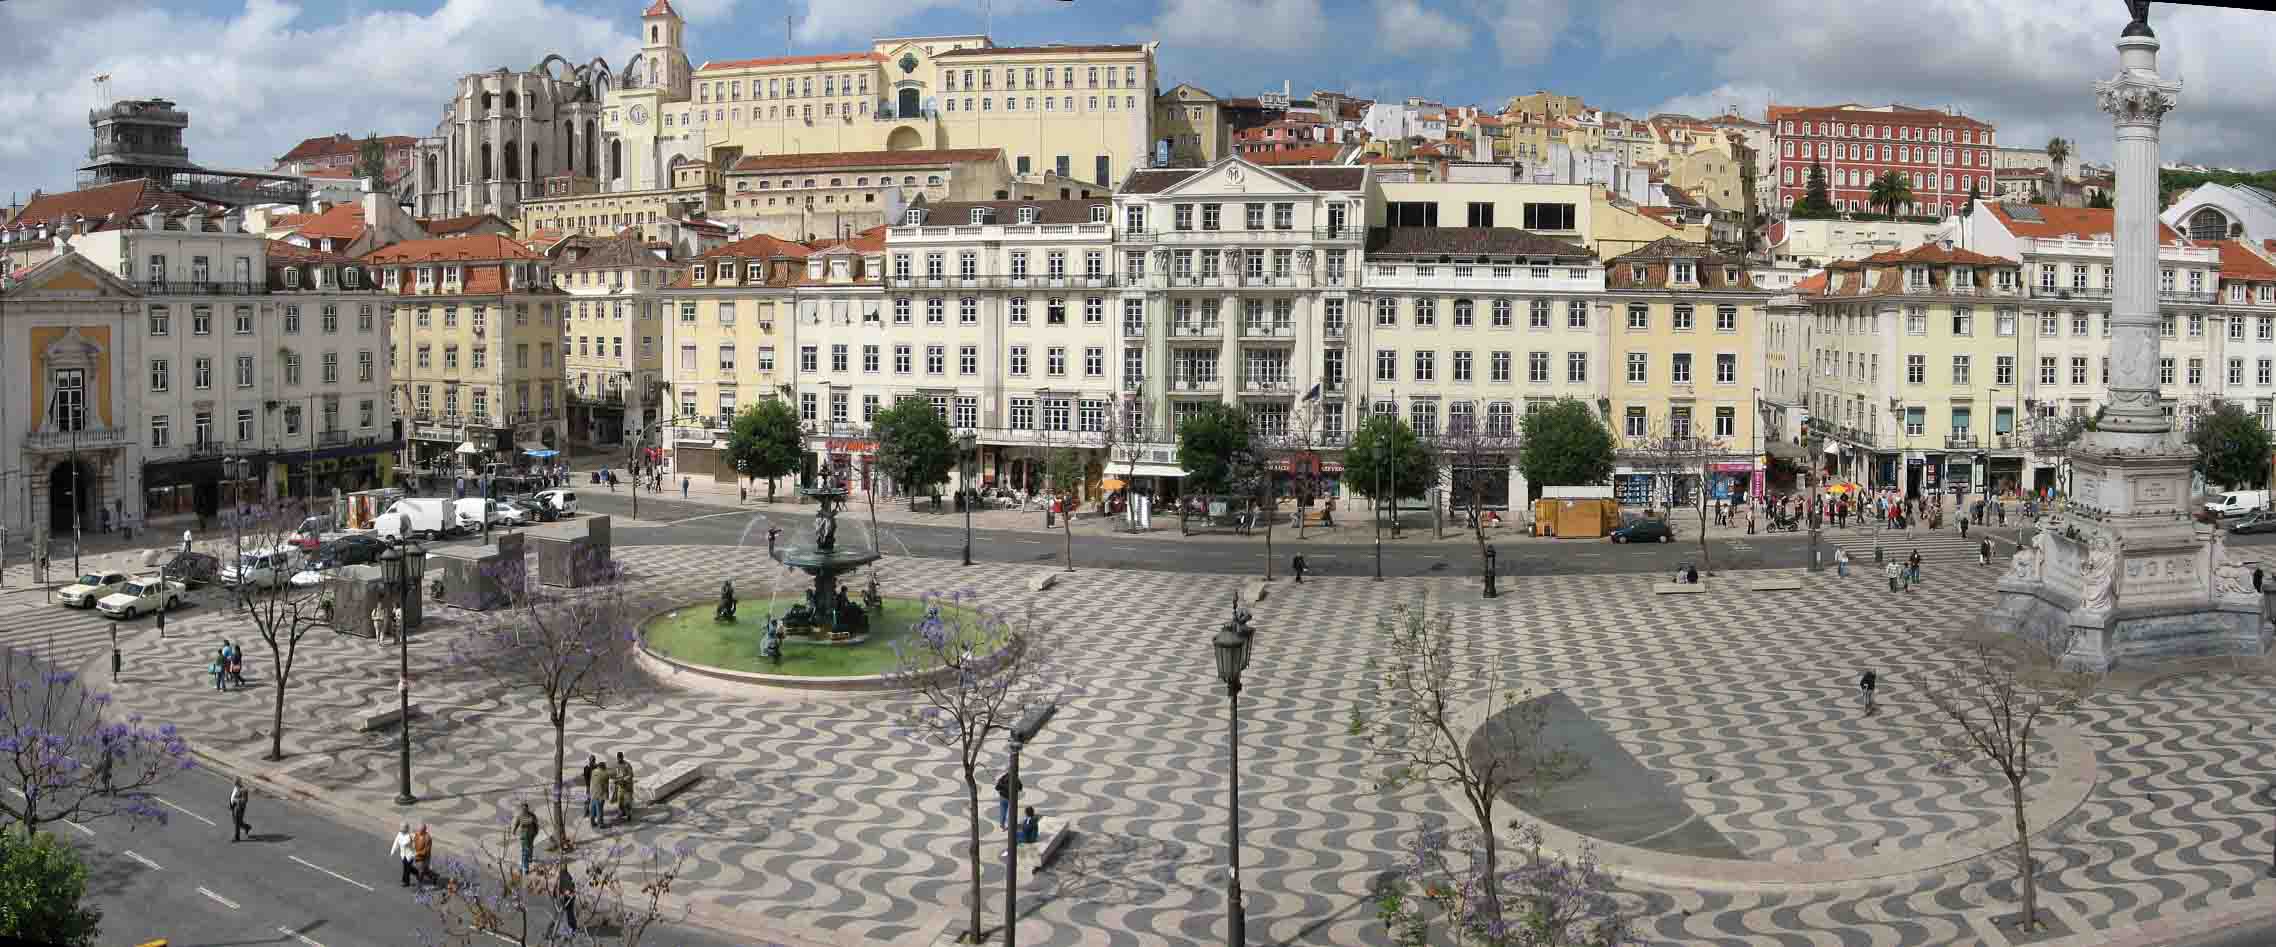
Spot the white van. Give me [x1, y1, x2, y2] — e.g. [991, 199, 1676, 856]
[222, 546, 304, 590]
[2206, 490, 2270, 517]
[382, 498, 467, 539]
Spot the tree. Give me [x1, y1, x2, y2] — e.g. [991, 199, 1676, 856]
[1516, 398, 1614, 499]
[1963, 182, 1983, 217]
[1922, 635, 2098, 935]
[888, 593, 1059, 945]
[223, 502, 342, 762]
[1377, 822, 1633, 947]
[450, 550, 646, 852]
[1868, 170, 1914, 217]
[1443, 405, 1520, 581]
[2044, 137, 2071, 195]
[1352, 603, 1587, 942]
[0, 830, 102, 945]
[725, 399, 803, 502]
[2186, 401, 2273, 489]
[871, 396, 956, 512]
[1175, 403, 1253, 534]
[355, 132, 390, 185]
[1631, 424, 1725, 573]
[1343, 414, 1436, 536]
[1043, 446, 1084, 572]
[2087, 189, 2113, 209]
[1271, 401, 1330, 541]
[0, 649, 192, 840]
[418, 829, 688, 946]
[1795, 161, 1835, 217]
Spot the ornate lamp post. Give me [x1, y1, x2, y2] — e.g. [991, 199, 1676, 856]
[1001, 701, 1058, 947]
[382, 538, 424, 806]
[960, 430, 978, 566]
[1211, 595, 1256, 946]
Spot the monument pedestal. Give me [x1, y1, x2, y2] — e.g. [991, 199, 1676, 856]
[1988, 432, 2271, 670]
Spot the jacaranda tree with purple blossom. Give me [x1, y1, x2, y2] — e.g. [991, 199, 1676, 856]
[416, 811, 690, 947]
[887, 591, 1058, 945]
[1378, 823, 1634, 947]
[0, 648, 194, 840]
[450, 549, 647, 852]
[1352, 602, 1616, 945]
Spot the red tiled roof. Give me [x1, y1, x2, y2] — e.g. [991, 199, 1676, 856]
[1796, 271, 1830, 294]
[361, 234, 540, 264]
[698, 51, 882, 72]
[1985, 203, 2182, 244]
[8, 180, 213, 234]
[934, 43, 1145, 58]
[276, 133, 416, 164]
[2212, 239, 2276, 282]
[729, 148, 1002, 173]
[1767, 103, 1994, 129]
[418, 214, 510, 236]
[695, 232, 812, 262]
[1246, 145, 1344, 166]
[809, 225, 887, 254]
[1857, 244, 2015, 266]
[294, 202, 368, 241]
[264, 239, 356, 265]
[643, 0, 677, 17]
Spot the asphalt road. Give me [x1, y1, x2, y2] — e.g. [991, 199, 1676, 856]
[563, 491, 2030, 580]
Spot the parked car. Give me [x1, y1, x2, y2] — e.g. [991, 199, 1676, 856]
[314, 534, 389, 567]
[97, 577, 187, 619]
[160, 551, 222, 588]
[58, 571, 133, 608]
[1609, 519, 1676, 544]
[2233, 510, 2276, 535]
[221, 546, 304, 590]
[533, 489, 579, 516]
[506, 494, 560, 522]
[286, 514, 333, 552]
[490, 498, 539, 526]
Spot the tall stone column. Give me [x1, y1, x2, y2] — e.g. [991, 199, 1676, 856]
[2092, 24, 2180, 436]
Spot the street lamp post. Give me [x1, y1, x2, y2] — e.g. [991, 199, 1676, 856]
[1211, 594, 1256, 946]
[960, 431, 977, 566]
[1001, 701, 1058, 947]
[382, 539, 424, 806]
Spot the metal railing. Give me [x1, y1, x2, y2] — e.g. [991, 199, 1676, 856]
[317, 430, 350, 447]
[1120, 228, 1357, 243]
[142, 279, 266, 296]
[1171, 323, 1223, 338]
[24, 426, 131, 451]
[1945, 434, 1978, 449]
[883, 275, 1122, 290]
[1170, 376, 1220, 391]
[2029, 285, 2112, 300]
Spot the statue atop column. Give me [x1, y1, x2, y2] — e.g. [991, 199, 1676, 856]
[2123, 0, 2153, 36]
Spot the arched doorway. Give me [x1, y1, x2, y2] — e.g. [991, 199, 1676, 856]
[896, 87, 920, 119]
[609, 139, 621, 181]
[48, 460, 92, 535]
[886, 125, 923, 151]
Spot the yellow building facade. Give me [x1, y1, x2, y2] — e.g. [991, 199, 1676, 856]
[1604, 238, 1773, 506]
[606, 3, 1157, 202]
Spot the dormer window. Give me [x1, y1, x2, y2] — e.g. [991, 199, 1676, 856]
[1018, 206, 1038, 224]
[1629, 263, 1646, 282]
[806, 260, 824, 280]
[970, 208, 988, 225]
[342, 267, 360, 289]
[1952, 266, 1973, 288]
[692, 264, 708, 282]
[904, 208, 925, 225]
[746, 262, 764, 282]
[1906, 266, 1929, 289]
[283, 267, 301, 289]
[1090, 205, 1108, 223]
[1671, 261, 1694, 283]
[1723, 266, 1739, 283]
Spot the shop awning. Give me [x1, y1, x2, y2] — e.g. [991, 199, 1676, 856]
[523, 448, 559, 458]
[454, 442, 484, 455]
[1124, 462, 1186, 478]
[516, 442, 548, 454]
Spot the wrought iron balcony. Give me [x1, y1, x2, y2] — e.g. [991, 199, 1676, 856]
[142, 279, 266, 296]
[1945, 434, 1979, 449]
[24, 426, 131, 452]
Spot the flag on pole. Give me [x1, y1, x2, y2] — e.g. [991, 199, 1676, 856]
[1301, 382, 1321, 403]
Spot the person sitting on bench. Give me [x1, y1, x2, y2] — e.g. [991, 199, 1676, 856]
[1018, 806, 1041, 845]
[1674, 564, 1699, 584]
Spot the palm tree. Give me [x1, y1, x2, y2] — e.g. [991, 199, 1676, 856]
[1868, 171, 1915, 217]
[2045, 137, 2071, 200]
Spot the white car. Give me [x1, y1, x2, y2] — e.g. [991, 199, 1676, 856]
[534, 489, 578, 516]
[287, 567, 330, 589]
[490, 499, 537, 527]
[221, 547, 303, 591]
[97, 577, 187, 619]
[58, 571, 133, 608]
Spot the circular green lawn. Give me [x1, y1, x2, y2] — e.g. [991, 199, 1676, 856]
[640, 596, 945, 677]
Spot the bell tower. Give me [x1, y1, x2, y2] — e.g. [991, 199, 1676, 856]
[641, 0, 689, 100]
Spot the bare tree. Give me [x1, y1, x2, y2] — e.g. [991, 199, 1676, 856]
[1442, 403, 1522, 579]
[220, 502, 343, 761]
[450, 549, 647, 851]
[887, 593, 1060, 944]
[1630, 424, 1727, 573]
[1269, 401, 1329, 541]
[418, 824, 690, 946]
[1921, 634, 2099, 934]
[1351, 601, 1582, 936]
[0, 648, 194, 838]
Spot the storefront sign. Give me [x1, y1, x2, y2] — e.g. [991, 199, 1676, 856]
[412, 425, 458, 442]
[1614, 474, 1653, 506]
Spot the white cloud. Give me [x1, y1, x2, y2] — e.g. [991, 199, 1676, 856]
[1375, 0, 1468, 57]
[1598, 0, 2276, 168]
[0, 0, 636, 198]
[669, 0, 742, 24]
[1143, 0, 1329, 54]
[1468, 0, 1568, 68]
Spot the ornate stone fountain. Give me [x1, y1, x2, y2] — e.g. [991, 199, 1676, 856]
[773, 474, 879, 640]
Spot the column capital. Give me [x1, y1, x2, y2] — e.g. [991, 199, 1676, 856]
[2095, 78, 2179, 127]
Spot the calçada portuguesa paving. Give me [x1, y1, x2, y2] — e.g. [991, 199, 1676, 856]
[84, 541, 2276, 946]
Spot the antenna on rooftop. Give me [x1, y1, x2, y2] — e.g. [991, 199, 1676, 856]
[92, 74, 112, 106]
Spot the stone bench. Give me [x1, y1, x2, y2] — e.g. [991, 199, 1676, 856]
[353, 702, 422, 732]
[1241, 579, 1270, 604]
[1747, 578, 1805, 592]
[1652, 583, 1706, 595]
[1027, 572, 1059, 593]
[637, 761, 706, 805]
[1013, 816, 1071, 873]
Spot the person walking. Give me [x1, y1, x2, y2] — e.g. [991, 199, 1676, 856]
[1980, 538, 1993, 567]
[1960, 515, 1970, 540]
[1996, 499, 2006, 526]
[1884, 557, 1903, 593]
[181, 529, 193, 554]
[994, 770, 1022, 826]
[1908, 549, 1924, 591]
[513, 802, 540, 873]
[553, 863, 579, 935]
[613, 752, 636, 824]
[392, 822, 417, 887]
[1858, 670, 1878, 717]
[580, 753, 604, 828]
[1835, 546, 1850, 578]
[210, 650, 227, 691]
[228, 778, 251, 842]
[412, 824, 434, 887]
[680, 476, 690, 500]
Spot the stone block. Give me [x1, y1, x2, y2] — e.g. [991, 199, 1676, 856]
[1026, 572, 1058, 593]
[1747, 578, 1804, 592]
[1653, 583, 1706, 594]
[322, 564, 394, 637]
[533, 515, 612, 588]
[427, 532, 524, 610]
[1241, 579, 1269, 604]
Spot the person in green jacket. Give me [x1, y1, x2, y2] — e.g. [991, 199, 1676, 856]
[587, 758, 612, 829]
[612, 753, 636, 824]
[513, 802, 540, 872]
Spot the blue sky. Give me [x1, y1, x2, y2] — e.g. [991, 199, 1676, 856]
[3, 0, 2271, 201]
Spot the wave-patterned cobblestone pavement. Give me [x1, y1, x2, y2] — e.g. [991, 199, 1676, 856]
[102, 546, 2276, 946]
